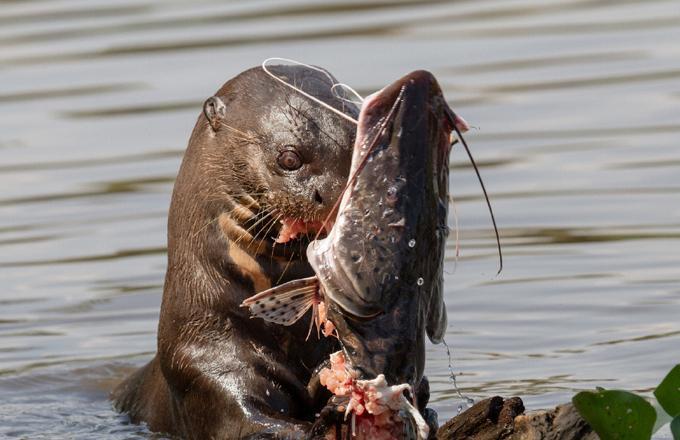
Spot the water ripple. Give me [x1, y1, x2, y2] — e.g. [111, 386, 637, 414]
[1, 0, 679, 434]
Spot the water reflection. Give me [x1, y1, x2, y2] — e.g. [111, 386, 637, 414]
[0, 246, 167, 268]
[0, 83, 144, 103]
[0, 0, 678, 437]
[61, 101, 201, 118]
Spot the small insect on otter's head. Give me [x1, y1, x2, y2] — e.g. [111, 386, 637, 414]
[193, 65, 357, 258]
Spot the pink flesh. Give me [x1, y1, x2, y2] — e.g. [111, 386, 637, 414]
[275, 218, 334, 244]
[316, 302, 336, 337]
[454, 113, 471, 132]
[319, 352, 425, 440]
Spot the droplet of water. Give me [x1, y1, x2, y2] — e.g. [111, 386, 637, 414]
[442, 339, 472, 410]
[408, 239, 416, 248]
[456, 405, 463, 415]
[386, 185, 398, 205]
[417, 277, 424, 286]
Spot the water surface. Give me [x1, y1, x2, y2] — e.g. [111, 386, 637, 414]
[1, 0, 679, 438]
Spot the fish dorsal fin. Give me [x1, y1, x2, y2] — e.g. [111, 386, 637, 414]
[240, 276, 319, 326]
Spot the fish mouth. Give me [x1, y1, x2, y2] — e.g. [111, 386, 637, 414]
[357, 70, 466, 150]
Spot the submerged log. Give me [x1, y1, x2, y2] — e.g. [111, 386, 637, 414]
[436, 396, 523, 439]
[436, 397, 596, 440]
[513, 403, 597, 440]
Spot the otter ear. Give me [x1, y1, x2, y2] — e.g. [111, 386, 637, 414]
[203, 96, 227, 131]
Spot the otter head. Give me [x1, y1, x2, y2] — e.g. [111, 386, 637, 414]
[206, 67, 357, 248]
[165, 65, 357, 314]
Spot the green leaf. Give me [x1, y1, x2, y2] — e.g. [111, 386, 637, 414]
[573, 389, 656, 440]
[654, 364, 680, 417]
[671, 416, 680, 440]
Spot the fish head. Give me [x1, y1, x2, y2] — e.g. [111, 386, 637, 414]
[308, 70, 462, 385]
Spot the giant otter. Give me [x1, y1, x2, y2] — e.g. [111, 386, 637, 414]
[112, 65, 357, 439]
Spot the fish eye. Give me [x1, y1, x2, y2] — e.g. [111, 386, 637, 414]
[277, 149, 302, 171]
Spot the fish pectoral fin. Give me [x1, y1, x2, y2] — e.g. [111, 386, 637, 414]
[240, 276, 320, 326]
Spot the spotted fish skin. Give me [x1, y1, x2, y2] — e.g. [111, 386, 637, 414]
[241, 276, 319, 326]
[305, 71, 453, 388]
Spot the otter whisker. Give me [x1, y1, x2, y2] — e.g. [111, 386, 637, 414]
[228, 191, 269, 198]
[294, 217, 305, 257]
[237, 192, 266, 212]
[276, 248, 297, 285]
[270, 240, 277, 264]
[242, 209, 275, 235]
[229, 227, 253, 247]
[230, 211, 267, 246]
[200, 193, 265, 206]
[255, 214, 282, 255]
[227, 193, 268, 209]
[216, 121, 256, 141]
[248, 214, 278, 247]
[192, 193, 270, 239]
[248, 212, 283, 249]
[191, 215, 221, 239]
[232, 211, 275, 247]
[223, 196, 260, 223]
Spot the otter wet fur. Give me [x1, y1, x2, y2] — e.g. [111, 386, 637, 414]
[111, 65, 357, 439]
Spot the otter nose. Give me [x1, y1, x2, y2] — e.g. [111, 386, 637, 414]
[313, 189, 323, 205]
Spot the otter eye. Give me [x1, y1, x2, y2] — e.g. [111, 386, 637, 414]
[277, 150, 302, 171]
